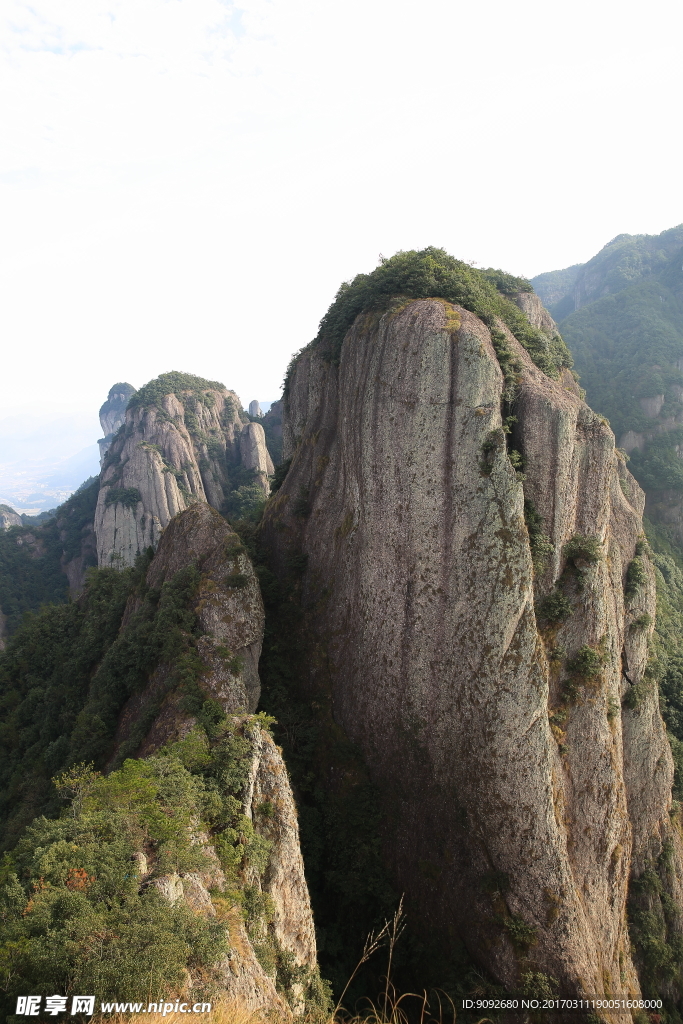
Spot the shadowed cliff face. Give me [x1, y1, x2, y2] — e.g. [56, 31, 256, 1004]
[261, 299, 683, 1000]
[95, 385, 273, 567]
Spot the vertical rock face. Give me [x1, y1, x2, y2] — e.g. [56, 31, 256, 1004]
[0, 506, 22, 531]
[95, 374, 253, 567]
[263, 298, 683, 998]
[240, 422, 275, 495]
[249, 400, 263, 418]
[97, 382, 136, 464]
[111, 503, 317, 1013]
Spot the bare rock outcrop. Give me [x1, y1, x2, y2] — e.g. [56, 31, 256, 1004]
[243, 727, 318, 973]
[110, 502, 317, 1014]
[262, 298, 683, 1003]
[0, 505, 22, 531]
[97, 382, 136, 464]
[240, 422, 275, 495]
[113, 503, 265, 752]
[95, 375, 251, 567]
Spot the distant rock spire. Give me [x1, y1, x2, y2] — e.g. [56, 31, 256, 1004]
[248, 399, 263, 418]
[97, 383, 136, 465]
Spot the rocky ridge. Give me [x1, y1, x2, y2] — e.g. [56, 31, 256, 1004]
[262, 295, 683, 1004]
[98, 382, 137, 464]
[111, 502, 318, 1012]
[0, 505, 22, 531]
[95, 374, 273, 568]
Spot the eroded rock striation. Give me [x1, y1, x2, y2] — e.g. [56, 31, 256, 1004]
[262, 297, 683, 1001]
[98, 382, 136, 464]
[240, 422, 275, 495]
[95, 373, 271, 567]
[112, 503, 318, 1012]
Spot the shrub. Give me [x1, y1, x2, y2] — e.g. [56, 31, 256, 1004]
[524, 501, 555, 573]
[562, 678, 580, 703]
[223, 485, 266, 523]
[304, 247, 573, 376]
[623, 680, 649, 710]
[0, 756, 228, 1017]
[104, 487, 142, 509]
[563, 534, 602, 565]
[625, 557, 648, 598]
[567, 644, 606, 681]
[630, 612, 653, 631]
[537, 589, 572, 624]
[128, 372, 225, 411]
[503, 914, 537, 950]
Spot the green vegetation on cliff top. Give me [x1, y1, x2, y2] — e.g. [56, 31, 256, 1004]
[301, 247, 572, 379]
[128, 371, 227, 411]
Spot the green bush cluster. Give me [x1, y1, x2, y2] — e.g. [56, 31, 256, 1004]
[269, 458, 292, 494]
[104, 486, 142, 509]
[524, 501, 555, 573]
[223, 484, 266, 524]
[502, 914, 536, 951]
[624, 556, 648, 600]
[536, 589, 572, 624]
[302, 247, 572, 378]
[566, 644, 606, 681]
[563, 534, 602, 565]
[628, 865, 683, 997]
[128, 372, 225, 412]
[562, 534, 603, 590]
[0, 554, 207, 846]
[0, 756, 227, 1017]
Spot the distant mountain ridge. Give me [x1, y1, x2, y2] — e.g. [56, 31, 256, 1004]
[532, 224, 683, 547]
[533, 224, 683, 321]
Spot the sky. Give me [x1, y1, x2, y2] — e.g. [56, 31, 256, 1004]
[1, 0, 682, 488]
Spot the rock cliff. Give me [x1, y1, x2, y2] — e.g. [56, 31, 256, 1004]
[95, 372, 274, 568]
[240, 422, 275, 494]
[109, 503, 317, 1012]
[0, 505, 22, 531]
[262, 295, 683, 1002]
[98, 382, 136, 464]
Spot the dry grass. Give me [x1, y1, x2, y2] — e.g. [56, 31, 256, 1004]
[91, 897, 468, 1024]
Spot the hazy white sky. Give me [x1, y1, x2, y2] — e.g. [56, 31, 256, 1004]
[1, 0, 682, 436]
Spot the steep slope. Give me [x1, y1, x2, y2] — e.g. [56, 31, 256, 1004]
[533, 226, 683, 321]
[0, 502, 320, 1014]
[0, 478, 99, 647]
[97, 381, 136, 463]
[260, 250, 683, 1004]
[96, 372, 273, 567]
[531, 226, 683, 548]
[0, 505, 22, 530]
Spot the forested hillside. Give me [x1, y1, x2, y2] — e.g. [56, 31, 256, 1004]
[532, 227, 683, 518]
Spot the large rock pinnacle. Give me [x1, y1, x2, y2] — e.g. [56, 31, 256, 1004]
[261, 297, 683, 1002]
